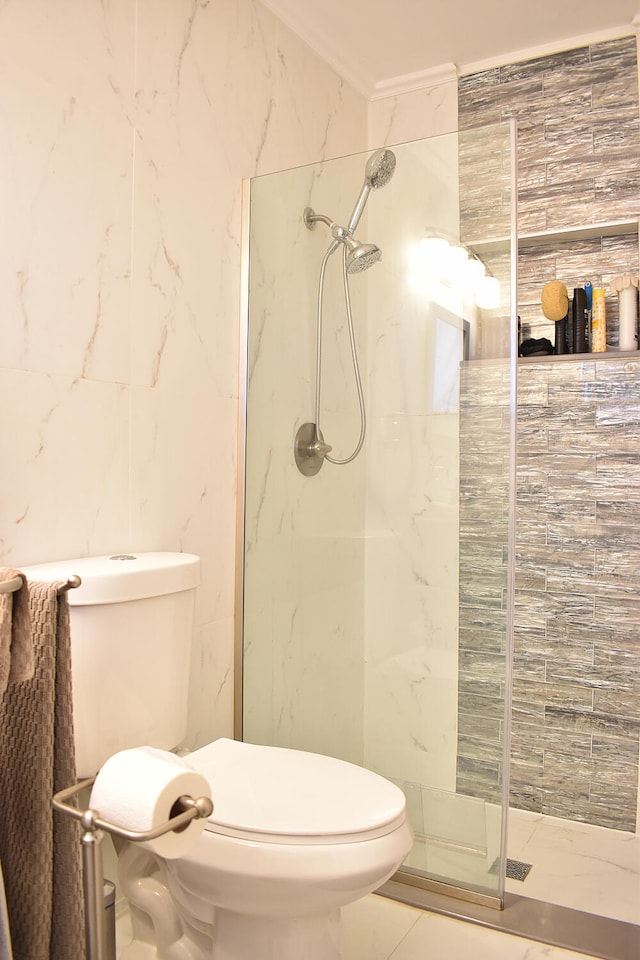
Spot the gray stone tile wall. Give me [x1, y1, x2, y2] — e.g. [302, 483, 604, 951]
[458, 361, 510, 803]
[511, 357, 640, 830]
[459, 36, 640, 346]
[459, 37, 640, 235]
[458, 358, 640, 831]
[457, 37, 640, 831]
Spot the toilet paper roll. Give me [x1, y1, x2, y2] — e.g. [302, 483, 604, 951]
[89, 746, 211, 859]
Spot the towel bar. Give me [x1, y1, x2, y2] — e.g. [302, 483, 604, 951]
[53, 777, 213, 960]
[0, 577, 22, 595]
[0, 574, 81, 595]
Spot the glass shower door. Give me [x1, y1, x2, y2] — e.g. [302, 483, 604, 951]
[240, 122, 516, 905]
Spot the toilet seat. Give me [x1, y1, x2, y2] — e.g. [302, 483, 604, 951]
[186, 738, 407, 845]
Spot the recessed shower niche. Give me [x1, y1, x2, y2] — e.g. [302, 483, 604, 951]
[238, 123, 517, 905]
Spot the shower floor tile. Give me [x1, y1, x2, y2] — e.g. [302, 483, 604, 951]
[507, 808, 640, 925]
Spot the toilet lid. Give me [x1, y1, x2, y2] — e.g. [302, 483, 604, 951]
[186, 739, 406, 844]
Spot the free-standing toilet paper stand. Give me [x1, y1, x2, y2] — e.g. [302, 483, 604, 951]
[53, 776, 214, 960]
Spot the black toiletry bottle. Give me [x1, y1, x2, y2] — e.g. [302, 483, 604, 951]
[555, 314, 569, 354]
[566, 298, 574, 353]
[573, 288, 588, 353]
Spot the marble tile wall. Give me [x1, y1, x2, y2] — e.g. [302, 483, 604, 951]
[368, 75, 459, 148]
[0, 0, 367, 752]
[242, 133, 468, 792]
[362, 134, 466, 793]
[457, 36, 640, 831]
[242, 154, 370, 764]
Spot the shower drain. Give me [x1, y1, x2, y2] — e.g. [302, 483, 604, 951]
[489, 857, 533, 881]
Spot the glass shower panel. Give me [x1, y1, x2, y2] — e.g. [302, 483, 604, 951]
[241, 123, 516, 904]
[242, 150, 370, 765]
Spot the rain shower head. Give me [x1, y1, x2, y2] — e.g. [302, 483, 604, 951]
[345, 240, 381, 274]
[303, 209, 382, 273]
[347, 148, 396, 234]
[331, 222, 381, 274]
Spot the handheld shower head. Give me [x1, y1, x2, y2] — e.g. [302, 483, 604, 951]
[347, 148, 396, 234]
[299, 154, 396, 472]
[365, 148, 396, 190]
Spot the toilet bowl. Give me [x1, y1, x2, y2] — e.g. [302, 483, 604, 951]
[21, 553, 411, 959]
[119, 738, 412, 960]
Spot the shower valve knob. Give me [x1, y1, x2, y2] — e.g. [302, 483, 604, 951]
[311, 439, 332, 457]
[294, 423, 332, 476]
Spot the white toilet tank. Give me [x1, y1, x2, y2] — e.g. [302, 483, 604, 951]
[20, 552, 200, 777]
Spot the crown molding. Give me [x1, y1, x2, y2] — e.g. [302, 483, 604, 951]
[459, 21, 639, 76]
[369, 63, 459, 101]
[261, 2, 640, 103]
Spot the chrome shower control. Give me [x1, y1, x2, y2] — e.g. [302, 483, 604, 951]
[294, 423, 332, 476]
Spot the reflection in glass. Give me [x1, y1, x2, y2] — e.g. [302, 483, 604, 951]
[241, 124, 516, 903]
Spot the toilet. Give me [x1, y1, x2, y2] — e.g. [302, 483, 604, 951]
[22, 553, 412, 960]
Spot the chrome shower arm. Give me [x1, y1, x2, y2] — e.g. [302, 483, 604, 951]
[304, 208, 333, 230]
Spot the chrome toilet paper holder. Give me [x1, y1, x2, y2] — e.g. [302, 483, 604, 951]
[53, 776, 214, 960]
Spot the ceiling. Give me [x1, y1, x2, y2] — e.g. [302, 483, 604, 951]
[260, 0, 640, 97]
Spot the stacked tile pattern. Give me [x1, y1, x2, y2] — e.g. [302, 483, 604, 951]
[457, 37, 640, 830]
[459, 36, 640, 346]
[457, 362, 510, 803]
[512, 357, 640, 830]
[458, 357, 640, 831]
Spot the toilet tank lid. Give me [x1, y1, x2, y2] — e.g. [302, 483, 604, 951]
[19, 552, 200, 605]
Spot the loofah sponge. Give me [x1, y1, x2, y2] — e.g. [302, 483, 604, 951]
[541, 280, 569, 321]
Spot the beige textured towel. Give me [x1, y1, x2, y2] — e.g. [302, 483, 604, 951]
[0, 569, 33, 694]
[0, 582, 85, 960]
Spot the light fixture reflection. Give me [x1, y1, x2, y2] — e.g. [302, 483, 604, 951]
[462, 256, 486, 290]
[417, 237, 449, 273]
[414, 235, 499, 309]
[476, 274, 501, 309]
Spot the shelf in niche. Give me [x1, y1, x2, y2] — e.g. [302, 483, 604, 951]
[463, 350, 640, 365]
[518, 349, 640, 364]
[468, 219, 639, 255]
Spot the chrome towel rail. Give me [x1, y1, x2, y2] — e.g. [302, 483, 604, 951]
[53, 777, 213, 960]
[53, 777, 214, 842]
[0, 574, 82, 595]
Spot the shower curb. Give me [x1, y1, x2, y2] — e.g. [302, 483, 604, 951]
[378, 879, 640, 960]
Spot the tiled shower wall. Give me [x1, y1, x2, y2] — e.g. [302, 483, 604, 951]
[457, 362, 510, 803]
[459, 35, 640, 347]
[511, 356, 640, 831]
[458, 358, 640, 833]
[457, 37, 640, 831]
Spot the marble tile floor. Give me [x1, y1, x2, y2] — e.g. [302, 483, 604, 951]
[115, 808, 639, 958]
[116, 894, 608, 960]
[506, 809, 640, 926]
[342, 893, 613, 960]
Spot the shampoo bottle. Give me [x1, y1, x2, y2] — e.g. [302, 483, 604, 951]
[591, 289, 606, 353]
